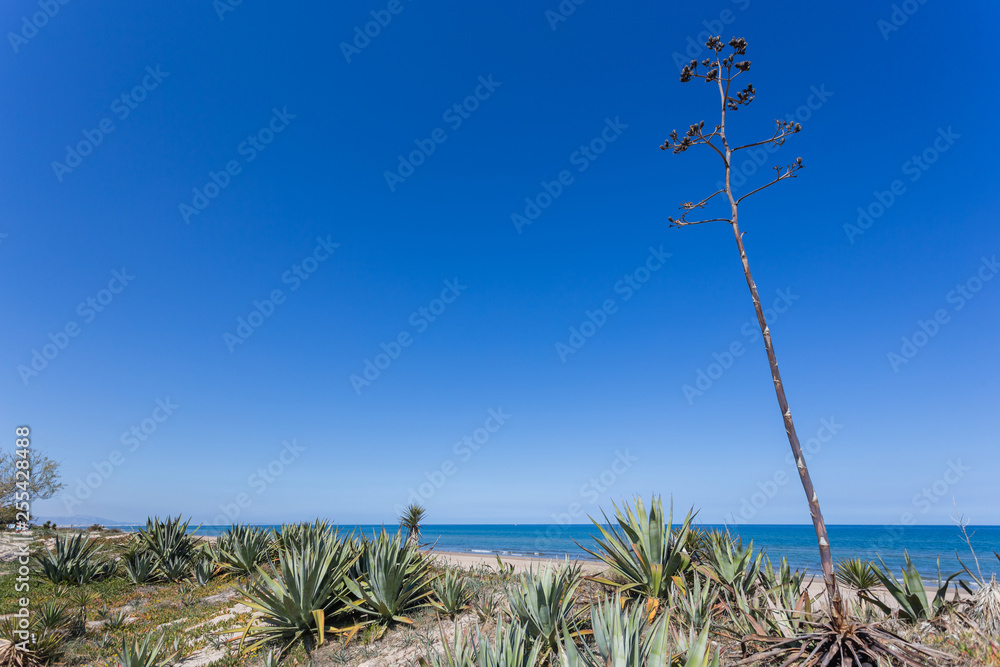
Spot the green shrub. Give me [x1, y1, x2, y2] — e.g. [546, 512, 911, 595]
[32, 532, 114, 585]
[136, 516, 199, 581]
[430, 568, 474, 618]
[346, 529, 433, 624]
[506, 563, 582, 656]
[213, 524, 274, 576]
[835, 557, 880, 594]
[584, 495, 694, 600]
[866, 552, 962, 622]
[239, 534, 358, 655]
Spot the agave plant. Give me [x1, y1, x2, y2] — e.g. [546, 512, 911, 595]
[157, 554, 194, 582]
[583, 495, 694, 601]
[834, 558, 879, 594]
[0, 617, 65, 667]
[193, 552, 217, 585]
[346, 529, 434, 624]
[760, 556, 807, 596]
[477, 621, 545, 667]
[239, 536, 358, 655]
[865, 553, 963, 623]
[102, 608, 130, 632]
[431, 568, 475, 618]
[560, 597, 718, 667]
[137, 515, 199, 581]
[214, 524, 275, 576]
[122, 551, 157, 585]
[701, 530, 762, 599]
[32, 532, 113, 585]
[421, 624, 478, 667]
[275, 519, 337, 552]
[506, 563, 583, 656]
[571, 593, 667, 667]
[116, 632, 180, 667]
[672, 573, 718, 632]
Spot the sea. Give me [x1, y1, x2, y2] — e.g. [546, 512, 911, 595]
[113, 523, 1000, 581]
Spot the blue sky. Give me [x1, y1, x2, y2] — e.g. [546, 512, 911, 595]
[3, 1, 998, 527]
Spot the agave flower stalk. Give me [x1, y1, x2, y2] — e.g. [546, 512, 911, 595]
[661, 36, 844, 624]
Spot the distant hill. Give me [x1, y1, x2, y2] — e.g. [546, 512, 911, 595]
[34, 515, 135, 527]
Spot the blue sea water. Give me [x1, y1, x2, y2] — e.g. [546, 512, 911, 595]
[116, 522, 1000, 581]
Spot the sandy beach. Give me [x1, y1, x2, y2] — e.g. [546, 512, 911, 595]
[425, 549, 606, 574]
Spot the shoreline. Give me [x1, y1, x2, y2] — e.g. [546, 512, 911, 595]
[425, 548, 605, 574]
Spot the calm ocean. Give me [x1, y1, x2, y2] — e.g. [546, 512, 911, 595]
[119, 523, 1000, 580]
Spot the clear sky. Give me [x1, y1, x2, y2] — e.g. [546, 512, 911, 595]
[3, 1, 998, 527]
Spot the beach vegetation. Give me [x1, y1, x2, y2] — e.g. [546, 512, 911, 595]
[506, 563, 583, 656]
[345, 528, 434, 624]
[865, 552, 962, 622]
[835, 557, 880, 594]
[583, 495, 693, 602]
[32, 532, 114, 585]
[430, 568, 475, 618]
[275, 519, 338, 552]
[238, 533, 359, 656]
[399, 503, 427, 546]
[213, 524, 275, 577]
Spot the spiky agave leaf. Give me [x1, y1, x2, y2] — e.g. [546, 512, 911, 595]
[506, 563, 583, 656]
[700, 530, 763, 600]
[275, 519, 338, 553]
[137, 515, 200, 581]
[477, 621, 544, 667]
[865, 552, 963, 622]
[419, 623, 478, 667]
[582, 495, 694, 600]
[345, 528, 433, 624]
[213, 524, 275, 577]
[239, 536, 358, 655]
[123, 551, 157, 584]
[430, 568, 475, 618]
[31, 532, 111, 585]
[116, 632, 179, 667]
